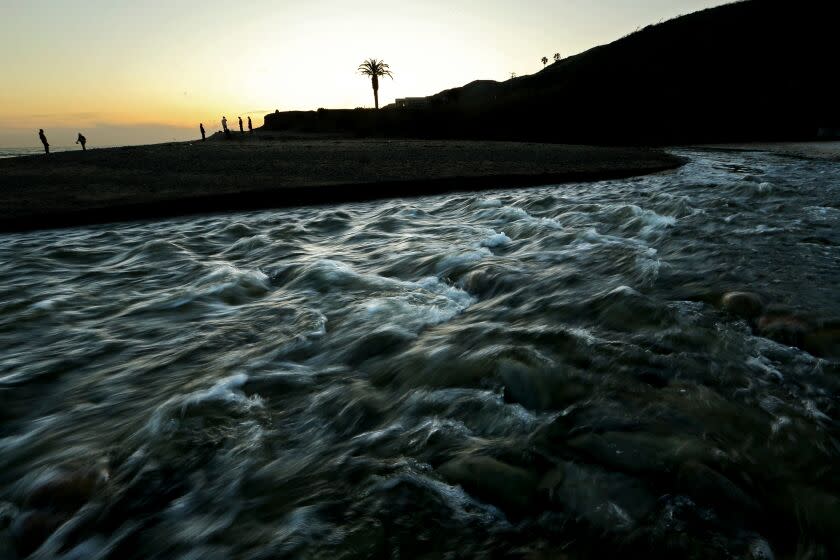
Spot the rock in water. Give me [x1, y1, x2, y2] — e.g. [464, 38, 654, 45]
[539, 460, 656, 532]
[25, 468, 107, 513]
[721, 292, 764, 320]
[567, 431, 713, 475]
[9, 467, 109, 557]
[500, 362, 587, 411]
[757, 313, 811, 349]
[437, 455, 540, 514]
[676, 461, 760, 521]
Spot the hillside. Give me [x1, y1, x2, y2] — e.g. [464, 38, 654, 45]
[265, 0, 839, 144]
[429, 0, 839, 143]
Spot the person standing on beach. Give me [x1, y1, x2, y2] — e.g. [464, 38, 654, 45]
[200, 123, 206, 141]
[38, 129, 49, 154]
[222, 116, 228, 133]
[247, 116, 253, 132]
[75, 133, 87, 151]
[238, 116, 244, 133]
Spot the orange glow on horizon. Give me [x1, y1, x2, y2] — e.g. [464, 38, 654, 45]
[0, 0, 728, 146]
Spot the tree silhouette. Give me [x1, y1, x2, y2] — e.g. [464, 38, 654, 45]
[510, 72, 517, 79]
[541, 56, 548, 67]
[358, 58, 393, 109]
[553, 52, 561, 61]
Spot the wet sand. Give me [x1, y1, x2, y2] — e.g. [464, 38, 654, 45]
[695, 141, 840, 161]
[0, 137, 683, 232]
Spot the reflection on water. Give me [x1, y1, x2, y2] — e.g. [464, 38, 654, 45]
[1, 150, 839, 558]
[0, 147, 80, 159]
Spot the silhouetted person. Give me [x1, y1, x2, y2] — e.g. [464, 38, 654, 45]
[200, 123, 206, 141]
[238, 116, 243, 133]
[75, 133, 87, 151]
[248, 116, 253, 132]
[38, 129, 49, 154]
[222, 116, 228, 133]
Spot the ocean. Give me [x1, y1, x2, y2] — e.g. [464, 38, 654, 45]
[0, 147, 81, 159]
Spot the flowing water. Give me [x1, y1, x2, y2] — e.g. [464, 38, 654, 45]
[1, 150, 839, 559]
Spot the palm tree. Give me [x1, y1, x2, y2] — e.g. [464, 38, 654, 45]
[541, 56, 548, 67]
[553, 52, 561, 62]
[358, 58, 393, 109]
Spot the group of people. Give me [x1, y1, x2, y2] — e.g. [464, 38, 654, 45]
[37, 130, 87, 154]
[37, 114, 255, 153]
[199, 115, 253, 140]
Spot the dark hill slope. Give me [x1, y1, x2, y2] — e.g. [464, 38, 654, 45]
[426, 0, 839, 143]
[265, 0, 838, 144]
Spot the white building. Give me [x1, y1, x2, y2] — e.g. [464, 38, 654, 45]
[394, 97, 430, 109]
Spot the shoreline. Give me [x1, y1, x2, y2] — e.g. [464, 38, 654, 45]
[691, 141, 840, 161]
[0, 137, 684, 233]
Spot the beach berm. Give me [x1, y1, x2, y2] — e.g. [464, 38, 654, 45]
[0, 137, 682, 232]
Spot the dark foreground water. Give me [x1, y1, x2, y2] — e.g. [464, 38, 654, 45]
[1, 150, 839, 559]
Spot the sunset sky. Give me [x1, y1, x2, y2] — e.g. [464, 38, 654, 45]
[0, 0, 727, 147]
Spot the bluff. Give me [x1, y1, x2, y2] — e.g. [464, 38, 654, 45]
[265, 0, 839, 144]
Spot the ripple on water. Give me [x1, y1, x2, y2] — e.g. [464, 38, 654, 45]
[0, 150, 839, 558]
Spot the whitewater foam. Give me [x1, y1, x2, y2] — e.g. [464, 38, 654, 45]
[480, 231, 512, 248]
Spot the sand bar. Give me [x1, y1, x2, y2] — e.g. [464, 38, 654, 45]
[0, 137, 683, 232]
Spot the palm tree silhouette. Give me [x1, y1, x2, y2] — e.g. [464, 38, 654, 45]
[358, 58, 393, 109]
[541, 56, 549, 67]
[553, 52, 561, 61]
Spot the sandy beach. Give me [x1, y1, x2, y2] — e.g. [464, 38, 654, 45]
[0, 137, 682, 232]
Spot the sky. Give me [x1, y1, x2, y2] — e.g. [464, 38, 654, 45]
[0, 0, 728, 147]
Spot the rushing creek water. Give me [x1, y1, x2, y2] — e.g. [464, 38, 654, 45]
[1, 150, 839, 559]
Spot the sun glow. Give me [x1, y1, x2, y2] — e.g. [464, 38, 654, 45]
[0, 0, 728, 146]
